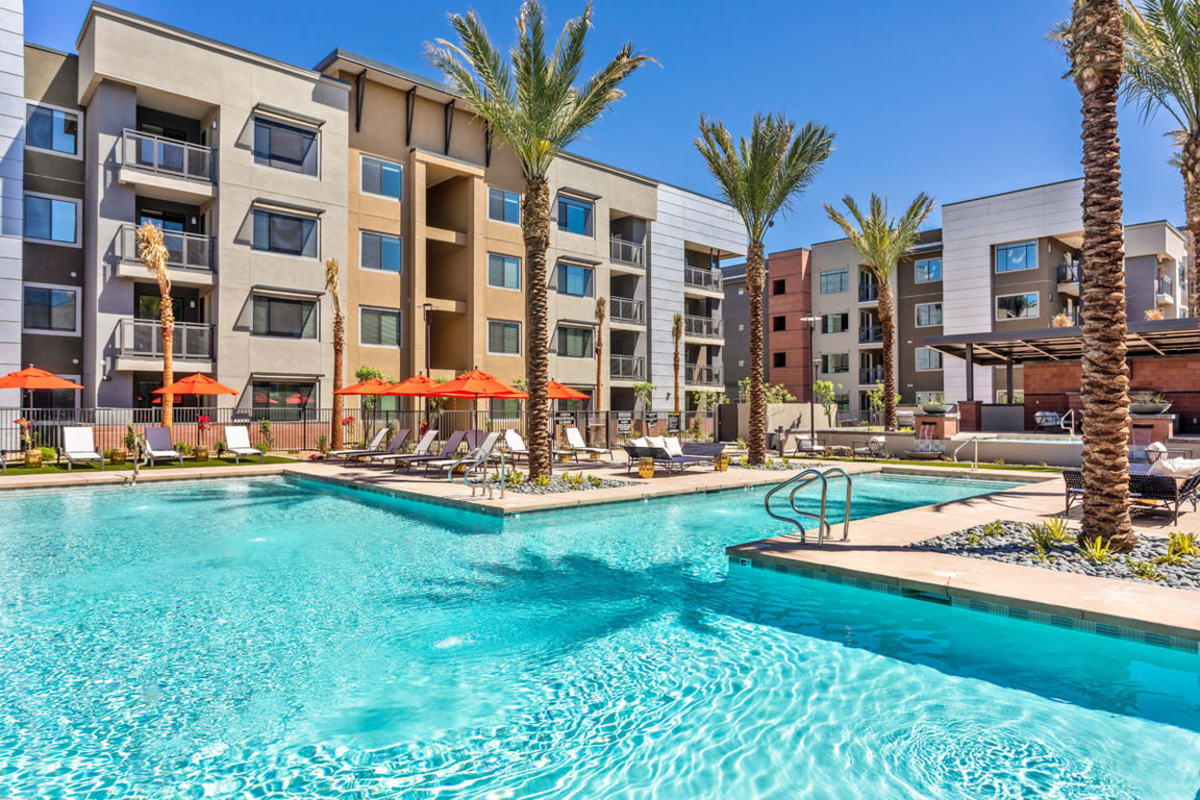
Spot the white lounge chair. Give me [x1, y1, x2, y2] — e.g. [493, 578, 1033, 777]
[369, 429, 436, 465]
[329, 428, 387, 464]
[62, 427, 105, 471]
[504, 428, 530, 463]
[142, 426, 184, 467]
[222, 426, 264, 463]
[433, 431, 501, 478]
[565, 426, 612, 460]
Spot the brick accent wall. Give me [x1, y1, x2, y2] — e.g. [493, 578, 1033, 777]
[765, 248, 812, 401]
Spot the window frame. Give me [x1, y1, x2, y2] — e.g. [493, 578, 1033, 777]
[23, 191, 82, 248]
[556, 261, 595, 297]
[914, 257, 942, 284]
[995, 291, 1040, 321]
[821, 353, 850, 374]
[821, 312, 849, 334]
[820, 268, 849, 295]
[25, 102, 83, 160]
[487, 318, 522, 356]
[488, 186, 521, 225]
[360, 154, 404, 201]
[915, 347, 943, 372]
[914, 302, 943, 328]
[994, 240, 1038, 274]
[555, 325, 594, 359]
[250, 293, 320, 340]
[252, 116, 320, 177]
[359, 229, 403, 273]
[487, 252, 522, 291]
[22, 281, 81, 336]
[252, 209, 320, 259]
[556, 195, 594, 237]
[358, 305, 403, 348]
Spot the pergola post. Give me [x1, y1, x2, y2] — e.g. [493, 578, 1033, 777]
[965, 343, 975, 402]
[1006, 357, 1015, 404]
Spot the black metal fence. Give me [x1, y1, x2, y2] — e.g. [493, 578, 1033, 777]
[0, 407, 716, 454]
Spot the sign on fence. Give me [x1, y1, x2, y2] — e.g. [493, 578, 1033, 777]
[666, 412, 681, 433]
[616, 411, 633, 435]
[555, 412, 576, 427]
[644, 412, 659, 425]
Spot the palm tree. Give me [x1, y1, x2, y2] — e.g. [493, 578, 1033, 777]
[594, 296, 606, 412]
[325, 258, 345, 451]
[136, 221, 173, 430]
[1068, 0, 1136, 551]
[824, 194, 934, 431]
[427, 2, 653, 478]
[672, 313, 683, 412]
[1121, 0, 1200, 313]
[696, 114, 834, 466]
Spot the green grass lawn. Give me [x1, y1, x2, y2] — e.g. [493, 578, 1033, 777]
[1, 455, 297, 477]
[786, 455, 1064, 474]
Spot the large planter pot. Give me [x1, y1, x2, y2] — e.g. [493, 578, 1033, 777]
[193, 448, 209, 462]
[921, 402, 949, 415]
[23, 449, 42, 468]
[110, 448, 128, 466]
[1130, 402, 1171, 415]
[714, 453, 729, 472]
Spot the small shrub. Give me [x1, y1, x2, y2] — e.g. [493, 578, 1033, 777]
[124, 424, 138, 453]
[38, 446, 56, 460]
[980, 520, 1006, 538]
[736, 437, 748, 451]
[587, 474, 603, 488]
[1127, 558, 1164, 581]
[993, 458, 1005, 465]
[563, 472, 585, 490]
[505, 469, 526, 487]
[1076, 536, 1114, 563]
[315, 434, 329, 455]
[257, 419, 274, 451]
[533, 473, 551, 487]
[103, 448, 113, 460]
[214, 440, 226, 454]
[1168, 531, 1200, 558]
[175, 442, 193, 456]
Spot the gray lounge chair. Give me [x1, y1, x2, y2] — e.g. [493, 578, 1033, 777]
[345, 428, 409, 467]
[1065, 468, 1200, 524]
[62, 427, 104, 471]
[142, 426, 184, 467]
[329, 428, 387, 464]
[623, 443, 717, 476]
[432, 431, 501, 478]
[391, 430, 467, 472]
[369, 429, 433, 466]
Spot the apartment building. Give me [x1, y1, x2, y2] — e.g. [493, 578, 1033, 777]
[803, 179, 1189, 421]
[0, 0, 23, 407]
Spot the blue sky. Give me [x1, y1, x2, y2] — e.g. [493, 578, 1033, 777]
[30, 0, 1181, 251]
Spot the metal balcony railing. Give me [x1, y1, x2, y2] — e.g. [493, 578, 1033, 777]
[684, 314, 722, 338]
[685, 363, 723, 385]
[1158, 276, 1175, 297]
[610, 236, 645, 268]
[858, 324, 883, 343]
[119, 224, 213, 272]
[684, 265, 721, 291]
[1057, 263, 1081, 283]
[120, 128, 214, 182]
[858, 283, 878, 303]
[859, 365, 883, 385]
[611, 354, 645, 380]
[609, 296, 645, 324]
[116, 319, 212, 360]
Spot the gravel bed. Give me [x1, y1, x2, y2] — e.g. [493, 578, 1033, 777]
[496, 476, 631, 495]
[911, 520, 1200, 590]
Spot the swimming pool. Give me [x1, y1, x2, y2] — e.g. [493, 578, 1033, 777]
[1, 474, 1197, 798]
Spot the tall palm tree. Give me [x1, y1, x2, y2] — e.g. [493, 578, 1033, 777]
[1069, 0, 1136, 551]
[427, 2, 652, 478]
[1121, 0, 1200, 313]
[325, 258, 345, 451]
[136, 221, 173, 430]
[672, 312, 683, 412]
[696, 114, 834, 465]
[594, 296, 606, 412]
[824, 194, 934, 431]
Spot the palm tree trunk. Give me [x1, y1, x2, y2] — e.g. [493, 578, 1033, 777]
[876, 281, 897, 431]
[331, 312, 344, 451]
[1074, 0, 1135, 551]
[1181, 133, 1200, 315]
[673, 336, 681, 414]
[595, 336, 603, 412]
[523, 176, 552, 478]
[159, 290, 174, 431]
[746, 240, 766, 465]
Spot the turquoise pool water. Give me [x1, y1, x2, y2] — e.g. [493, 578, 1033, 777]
[1, 474, 1198, 798]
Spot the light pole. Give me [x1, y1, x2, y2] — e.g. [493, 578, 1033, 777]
[422, 302, 434, 376]
[799, 315, 820, 443]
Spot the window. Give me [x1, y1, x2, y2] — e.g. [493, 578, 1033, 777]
[490, 397, 522, 417]
[915, 302, 943, 327]
[360, 231, 402, 272]
[488, 187, 520, 224]
[914, 258, 942, 283]
[557, 262, 594, 297]
[915, 347, 943, 371]
[488, 319, 521, 355]
[23, 284, 78, 334]
[772, 315, 786, 332]
[772, 352, 786, 368]
[820, 269, 848, 294]
[822, 313, 848, 334]
[557, 326, 593, 358]
[24, 193, 79, 245]
[822, 353, 849, 373]
[996, 292, 1039, 320]
[996, 241, 1037, 273]
[915, 391, 940, 405]
[253, 117, 318, 175]
[488, 253, 521, 290]
[252, 381, 315, 412]
[361, 155, 402, 200]
[360, 306, 401, 347]
[995, 389, 1025, 404]
[738, 286, 745, 296]
[252, 295, 318, 338]
[557, 196, 593, 236]
[772, 278, 786, 295]
[26, 103, 80, 157]
[253, 210, 318, 257]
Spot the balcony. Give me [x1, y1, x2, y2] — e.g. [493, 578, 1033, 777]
[611, 354, 645, 381]
[114, 318, 213, 372]
[684, 265, 722, 294]
[1057, 262, 1081, 296]
[610, 236, 645, 269]
[1157, 276, 1175, 306]
[858, 324, 883, 344]
[685, 363, 723, 386]
[684, 314, 722, 339]
[610, 296, 645, 325]
[859, 365, 883, 385]
[117, 129, 215, 203]
[858, 283, 878, 303]
[115, 224, 214, 286]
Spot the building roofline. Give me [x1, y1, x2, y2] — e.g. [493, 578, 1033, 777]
[811, 228, 943, 249]
[941, 176, 1082, 208]
[25, 42, 77, 59]
[767, 246, 811, 258]
[78, 3, 349, 88]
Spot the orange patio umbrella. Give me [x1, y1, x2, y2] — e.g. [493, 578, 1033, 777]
[429, 369, 521, 431]
[383, 375, 440, 397]
[334, 377, 396, 396]
[154, 373, 238, 397]
[0, 366, 84, 407]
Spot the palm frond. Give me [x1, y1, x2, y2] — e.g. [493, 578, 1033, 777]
[823, 193, 935, 282]
[1122, 0, 1200, 133]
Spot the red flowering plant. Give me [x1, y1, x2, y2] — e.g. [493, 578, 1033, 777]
[341, 415, 355, 427]
[197, 415, 212, 433]
[13, 417, 31, 450]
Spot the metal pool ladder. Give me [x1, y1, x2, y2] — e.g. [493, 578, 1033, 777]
[762, 467, 852, 545]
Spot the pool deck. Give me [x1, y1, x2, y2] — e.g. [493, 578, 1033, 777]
[2, 454, 1198, 645]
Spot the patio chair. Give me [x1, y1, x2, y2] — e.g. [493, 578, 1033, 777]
[431, 431, 501, 478]
[391, 430, 467, 472]
[221, 426, 265, 463]
[1064, 467, 1200, 524]
[794, 435, 825, 456]
[343, 428, 409, 467]
[504, 429, 530, 463]
[142, 426, 183, 467]
[852, 436, 888, 459]
[62, 427, 105, 471]
[622, 441, 716, 476]
[565, 426, 612, 460]
[369, 429, 433, 466]
[328, 428, 388, 464]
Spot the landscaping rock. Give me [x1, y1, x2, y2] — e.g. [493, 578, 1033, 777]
[495, 476, 631, 495]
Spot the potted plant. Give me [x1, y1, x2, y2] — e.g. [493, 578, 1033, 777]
[921, 393, 949, 415]
[1130, 391, 1171, 415]
[14, 418, 41, 468]
[194, 416, 211, 461]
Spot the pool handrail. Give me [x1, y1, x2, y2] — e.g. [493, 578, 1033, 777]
[801, 467, 852, 544]
[764, 468, 828, 542]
